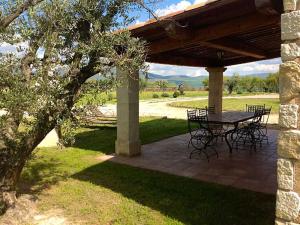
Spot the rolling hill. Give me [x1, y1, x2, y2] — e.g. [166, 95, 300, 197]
[144, 72, 272, 89]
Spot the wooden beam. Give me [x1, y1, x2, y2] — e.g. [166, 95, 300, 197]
[148, 13, 280, 55]
[202, 39, 267, 59]
[147, 55, 215, 67]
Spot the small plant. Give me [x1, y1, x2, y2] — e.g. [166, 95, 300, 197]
[107, 93, 113, 101]
[152, 93, 159, 98]
[173, 91, 180, 98]
[161, 93, 170, 98]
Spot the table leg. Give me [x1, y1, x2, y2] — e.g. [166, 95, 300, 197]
[225, 123, 239, 154]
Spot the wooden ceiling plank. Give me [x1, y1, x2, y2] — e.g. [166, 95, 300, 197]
[201, 39, 267, 59]
[148, 13, 279, 55]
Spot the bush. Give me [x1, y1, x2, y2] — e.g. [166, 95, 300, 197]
[152, 93, 159, 98]
[107, 93, 113, 101]
[161, 93, 170, 98]
[173, 91, 180, 98]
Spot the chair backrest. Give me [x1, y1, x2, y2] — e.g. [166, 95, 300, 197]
[246, 104, 265, 113]
[187, 109, 198, 121]
[261, 107, 272, 125]
[187, 108, 208, 133]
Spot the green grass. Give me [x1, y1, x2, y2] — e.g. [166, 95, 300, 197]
[168, 98, 279, 114]
[77, 91, 272, 105]
[20, 117, 275, 225]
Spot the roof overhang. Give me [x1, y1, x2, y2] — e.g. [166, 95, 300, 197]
[128, 0, 283, 67]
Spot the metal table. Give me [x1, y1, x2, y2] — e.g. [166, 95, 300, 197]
[207, 111, 256, 153]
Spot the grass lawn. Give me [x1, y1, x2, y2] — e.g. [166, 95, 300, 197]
[168, 98, 279, 114]
[20, 117, 275, 225]
[77, 91, 271, 105]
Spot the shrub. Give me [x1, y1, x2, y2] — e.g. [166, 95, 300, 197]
[152, 93, 159, 98]
[173, 91, 180, 98]
[161, 93, 170, 97]
[107, 93, 113, 101]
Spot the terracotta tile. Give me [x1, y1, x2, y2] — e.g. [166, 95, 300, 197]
[105, 130, 278, 194]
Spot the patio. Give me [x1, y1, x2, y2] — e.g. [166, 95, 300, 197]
[102, 129, 278, 194]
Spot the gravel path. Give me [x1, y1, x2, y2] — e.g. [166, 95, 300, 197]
[102, 94, 279, 124]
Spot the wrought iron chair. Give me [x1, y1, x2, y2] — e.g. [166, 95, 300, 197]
[255, 107, 272, 144]
[233, 108, 265, 151]
[246, 104, 266, 112]
[187, 108, 218, 161]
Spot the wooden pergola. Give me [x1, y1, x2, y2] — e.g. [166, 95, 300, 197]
[115, 0, 283, 156]
[129, 0, 282, 67]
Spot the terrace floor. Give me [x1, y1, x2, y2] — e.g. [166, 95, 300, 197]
[101, 129, 278, 194]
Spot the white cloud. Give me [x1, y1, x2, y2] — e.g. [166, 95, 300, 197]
[155, 0, 192, 17]
[226, 59, 281, 75]
[154, 0, 218, 17]
[147, 63, 208, 76]
[147, 58, 280, 77]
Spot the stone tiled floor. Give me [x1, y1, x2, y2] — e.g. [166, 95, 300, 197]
[102, 129, 278, 194]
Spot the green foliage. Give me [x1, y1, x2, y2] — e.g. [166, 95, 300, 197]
[139, 77, 148, 92]
[224, 73, 240, 94]
[265, 72, 279, 93]
[169, 98, 279, 114]
[0, 0, 150, 203]
[224, 73, 279, 94]
[202, 78, 209, 89]
[161, 93, 170, 98]
[178, 83, 185, 95]
[173, 91, 180, 98]
[155, 80, 168, 92]
[152, 93, 159, 98]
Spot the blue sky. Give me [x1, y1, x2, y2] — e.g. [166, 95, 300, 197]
[133, 0, 281, 77]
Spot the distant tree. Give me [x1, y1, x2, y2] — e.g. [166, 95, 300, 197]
[225, 73, 240, 94]
[265, 72, 279, 93]
[178, 83, 184, 95]
[202, 78, 209, 90]
[139, 78, 148, 92]
[155, 80, 168, 92]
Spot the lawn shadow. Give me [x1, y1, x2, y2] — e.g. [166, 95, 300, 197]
[73, 117, 188, 154]
[72, 161, 276, 225]
[19, 155, 69, 195]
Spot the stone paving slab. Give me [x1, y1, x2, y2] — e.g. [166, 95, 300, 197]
[100, 129, 278, 194]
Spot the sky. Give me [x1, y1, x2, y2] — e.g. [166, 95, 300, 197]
[134, 0, 281, 77]
[0, 0, 281, 77]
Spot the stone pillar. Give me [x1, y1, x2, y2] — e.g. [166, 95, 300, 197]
[206, 67, 226, 114]
[276, 1, 300, 224]
[115, 68, 141, 156]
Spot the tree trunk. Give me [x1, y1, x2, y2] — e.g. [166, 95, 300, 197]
[0, 153, 26, 214]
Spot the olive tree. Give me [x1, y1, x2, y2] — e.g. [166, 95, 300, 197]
[0, 0, 150, 213]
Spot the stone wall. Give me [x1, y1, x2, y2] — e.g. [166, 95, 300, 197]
[276, 1, 300, 224]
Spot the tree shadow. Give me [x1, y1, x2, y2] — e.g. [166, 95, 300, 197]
[72, 161, 276, 225]
[74, 125, 116, 154]
[73, 117, 188, 154]
[19, 156, 68, 195]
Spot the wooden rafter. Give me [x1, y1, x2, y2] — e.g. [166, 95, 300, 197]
[149, 13, 280, 55]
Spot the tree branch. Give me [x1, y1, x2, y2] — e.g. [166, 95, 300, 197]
[0, 0, 44, 29]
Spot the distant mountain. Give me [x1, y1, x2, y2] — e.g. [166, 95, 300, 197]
[144, 72, 273, 88]
[146, 73, 207, 88]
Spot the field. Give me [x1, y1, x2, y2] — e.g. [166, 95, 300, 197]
[77, 90, 270, 106]
[19, 117, 276, 225]
[168, 98, 279, 114]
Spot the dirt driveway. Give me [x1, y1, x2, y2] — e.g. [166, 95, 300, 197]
[102, 94, 279, 124]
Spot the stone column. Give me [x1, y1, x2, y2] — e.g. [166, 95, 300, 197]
[206, 67, 226, 114]
[115, 68, 141, 156]
[276, 1, 300, 224]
